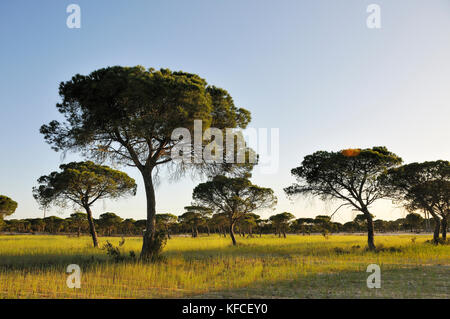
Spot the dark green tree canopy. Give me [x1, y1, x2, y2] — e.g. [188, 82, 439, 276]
[179, 211, 203, 226]
[296, 218, 315, 225]
[68, 212, 88, 235]
[0, 195, 18, 219]
[99, 212, 124, 225]
[70, 211, 87, 220]
[285, 147, 402, 211]
[314, 215, 332, 223]
[156, 213, 178, 238]
[354, 213, 374, 226]
[242, 213, 260, 225]
[269, 212, 295, 237]
[156, 213, 178, 225]
[269, 212, 295, 225]
[184, 205, 212, 218]
[382, 160, 449, 216]
[193, 175, 277, 224]
[98, 212, 124, 235]
[405, 212, 424, 227]
[210, 212, 229, 228]
[69, 212, 88, 226]
[40, 66, 252, 173]
[382, 160, 449, 242]
[33, 161, 137, 209]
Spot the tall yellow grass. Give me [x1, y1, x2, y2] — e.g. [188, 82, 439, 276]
[0, 234, 448, 298]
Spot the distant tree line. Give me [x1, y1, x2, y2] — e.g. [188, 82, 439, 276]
[1, 211, 445, 238]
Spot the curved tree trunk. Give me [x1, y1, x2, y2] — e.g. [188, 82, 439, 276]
[432, 215, 441, 244]
[363, 208, 376, 251]
[441, 217, 447, 241]
[366, 218, 376, 250]
[84, 205, 98, 248]
[141, 168, 157, 259]
[229, 222, 237, 246]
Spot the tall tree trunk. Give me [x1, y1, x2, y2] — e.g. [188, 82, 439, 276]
[432, 215, 441, 244]
[229, 222, 237, 246]
[141, 168, 157, 259]
[441, 217, 447, 241]
[363, 208, 376, 251]
[84, 205, 98, 248]
[207, 225, 210, 236]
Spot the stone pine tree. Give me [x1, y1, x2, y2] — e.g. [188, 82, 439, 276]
[0, 195, 18, 220]
[238, 213, 260, 237]
[179, 211, 203, 238]
[269, 212, 295, 238]
[382, 160, 449, 243]
[193, 174, 277, 246]
[285, 147, 402, 250]
[69, 212, 88, 237]
[184, 206, 213, 235]
[39, 66, 253, 259]
[405, 213, 424, 233]
[155, 213, 178, 239]
[33, 161, 136, 247]
[98, 212, 124, 236]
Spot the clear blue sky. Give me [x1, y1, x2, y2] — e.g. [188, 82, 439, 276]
[1, 0, 449, 222]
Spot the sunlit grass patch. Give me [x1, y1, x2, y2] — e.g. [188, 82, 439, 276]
[0, 234, 448, 298]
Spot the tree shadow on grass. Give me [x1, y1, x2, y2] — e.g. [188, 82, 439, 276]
[186, 265, 450, 299]
[0, 252, 114, 272]
[163, 240, 372, 260]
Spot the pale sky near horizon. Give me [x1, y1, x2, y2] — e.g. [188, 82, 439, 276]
[0, 0, 449, 223]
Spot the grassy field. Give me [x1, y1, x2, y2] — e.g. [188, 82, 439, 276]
[0, 234, 448, 298]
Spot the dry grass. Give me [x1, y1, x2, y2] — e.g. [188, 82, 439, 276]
[0, 234, 448, 298]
